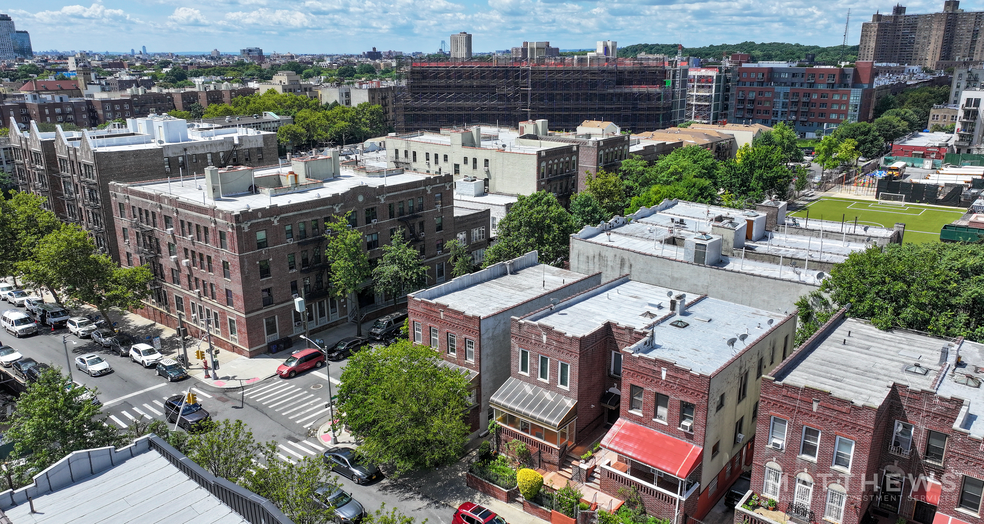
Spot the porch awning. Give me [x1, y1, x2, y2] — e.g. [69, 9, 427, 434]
[437, 359, 479, 383]
[601, 418, 702, 479]
[490, 376, 577, 429]
[933, 514, 971, 524]
[910, 477, 941, 506]
[600, 391, 620, 410]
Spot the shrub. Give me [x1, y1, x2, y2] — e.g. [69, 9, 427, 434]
[517, 468, 543, 500]
[556, 482, 584, 517]
[477, 440, 493, 463]
[470, 455, 517, 489]
[507, 439, 532, 465]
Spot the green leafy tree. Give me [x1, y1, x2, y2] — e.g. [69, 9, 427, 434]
[483, 191, 577, 267]
[569, 191, 608, 229]
[834, 138, 861, 168]
[628, 175, 717, 212]
[373, 229, 427, 305]
[364, 505, 424, 524]
[718, 143, 793, 200]
[244, 446, 340, 524]
[831, 122, 883, 159]
[0, 192, 60, 287]
[753, 121, 803, 164]
[324, 214, 371, 336]
[167, 110, 193, 120]
[585, 169, 627, 217]
[185, 419, 266, 483]
[336, 340, 470, 476]
[337, 65, 357, 78]
[356, 64, 376, 75]
[874, 115, 911, 144]
[7, 368, 122, 485]
[277, 123, 308, 150]
[446, 239, 474, 278]
[812, 133, 843, 179]
[187, 102, 205, 119]
[881, 108, 921, 133]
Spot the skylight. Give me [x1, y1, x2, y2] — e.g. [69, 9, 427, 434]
[904, 363, 929, 375]
[670, 320, 689, 328]
[954, 374, 982, 388]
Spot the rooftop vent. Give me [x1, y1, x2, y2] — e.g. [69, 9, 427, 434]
[670, 320, 689, 328]
[905, 363, 930, 376]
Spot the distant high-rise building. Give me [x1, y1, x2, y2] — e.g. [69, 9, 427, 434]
[211, 49, 220, 57]
[859, 1, 984, 69]
[240, 47, 264, 62]
[141, 45, 147, 55]
[450, 32, 472, 60]
[0, 14, 32, 60]
[511, 41, 560, 61]
[365, 47, 382, 60]
[131, 48, 135, 56]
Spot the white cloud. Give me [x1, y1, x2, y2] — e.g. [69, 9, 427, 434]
[169, 6, 206, 24]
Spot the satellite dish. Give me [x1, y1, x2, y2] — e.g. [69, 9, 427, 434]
[767, 319, 775, 326]
[739, 333, 749, 343]
[667, 291, 674, 298]
[816, 271, 826, 281]
[727, 337, 737, 348]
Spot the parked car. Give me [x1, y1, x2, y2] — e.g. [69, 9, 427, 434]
[67, 381, 101, 406]
[155, 359, 188, 382]
[0, 283, 14, 296]
[725, 473, 752, 509]
[107, 332, 135, 357]
[2, 310, 37, 338]
[34, 304, 70, 328]
[0, 288, 22, 304]
[277, 348, 325, 378]
[326, 336, 367, 361]
[453, 503, 507, 524]
[23, 297, 43, 314]
[75, 354, 112, 377]
[323, 447, 381, 485]
[163, 394, 211, 431]
[4, 290, 31, 307]
[129, 343, 163, 367]
[0, 345, 22, 367]
[67, 317, 97, 338]
[11, 358, 39, 380]
[25, 362, 51, 382]
[312, 486, 366, 524]
[368, 311, 407, 341]
[90, 329, 115, 348]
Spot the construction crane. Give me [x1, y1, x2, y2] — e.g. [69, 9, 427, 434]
[839, 9, 851, 64]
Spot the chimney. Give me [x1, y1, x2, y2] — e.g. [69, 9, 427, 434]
[675, 293, 687, 315]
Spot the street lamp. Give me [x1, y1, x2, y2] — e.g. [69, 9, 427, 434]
[300, 334, 337, 445]
[62, 335, 75, 383]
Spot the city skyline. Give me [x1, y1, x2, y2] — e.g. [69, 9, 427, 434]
[8, 0, 964, 56]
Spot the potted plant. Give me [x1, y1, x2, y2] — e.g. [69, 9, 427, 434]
[767, 499, 778, 511]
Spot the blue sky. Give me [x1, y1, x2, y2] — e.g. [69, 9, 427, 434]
[9, 0, 964, 55]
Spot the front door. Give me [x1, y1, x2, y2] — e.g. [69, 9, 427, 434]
[913, 502, 937, 524]
[880, 473, 903, 513]
[791, 478, 813, 521]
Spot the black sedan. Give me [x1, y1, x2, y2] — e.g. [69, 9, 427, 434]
[323, 447, 381, 485]
[155, 359, 189, 382]
[11, 358, 39, 381]
[25, 362, 51, 382]
[107, 333, 135, 357]
[90, 329, 115, 348]
[326, 337, 367, 361]
[163, 394, 211, 431]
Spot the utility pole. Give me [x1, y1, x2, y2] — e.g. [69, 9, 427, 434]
[177, 312, 188, 367]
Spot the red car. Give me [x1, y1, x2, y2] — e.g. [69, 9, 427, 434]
[453, 503, 507, 524]
[276, 348, 325, 378]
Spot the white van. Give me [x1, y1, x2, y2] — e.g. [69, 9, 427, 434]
[2, 310, 38, 337]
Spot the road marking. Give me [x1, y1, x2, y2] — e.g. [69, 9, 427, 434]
[191, 388, 212, 399]
[285, 441, 317, 455]
[278, 444, 304, 459]
[281, 399, 321, 416]
[289, 403, 326, 419]
[269, 393, 313, 410]
[304, 440, 326, 452]
[244, 382, 284, 396]
[108, 415, 126, 428]
[296, 407, 329, 424]
[247, 383, 292, 400]
[312, 371, 341, 385]
[276, 454, 295, 464]
[142, 403, 163, 416]
[131, 407, 150, 420]
[255, 387, 301, 404]
[120, 410, 137, 421]
[103, 383, 168, 407]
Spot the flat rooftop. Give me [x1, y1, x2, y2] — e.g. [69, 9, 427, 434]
[395, 126, 561, 155]
[411, 253, 589, 318]
[775, 318, 984, 438]
[454, 191, 518, 207]
[896, 131, 956, 147]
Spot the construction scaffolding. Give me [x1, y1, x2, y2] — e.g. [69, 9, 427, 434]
[395, 58, 687, 133]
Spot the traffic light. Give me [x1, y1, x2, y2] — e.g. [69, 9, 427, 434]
[186, 393, 197, 405]
[195, 350, 205, 360]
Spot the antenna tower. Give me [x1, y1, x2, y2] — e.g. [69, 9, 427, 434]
[839, 9, 851, 63]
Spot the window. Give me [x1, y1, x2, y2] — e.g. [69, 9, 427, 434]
[447, 333, 457, 356]
[175, 295, 184, 314]
[893, 421, 913, 452]
[366, 233, 378, 250]
[680, 402, 695, 429]
[261, 288, 273, 307]
[413, 322, 422, 343]
[171, 268, 181, 284]
[219, 231, 228, 249]
[519, 349, 529, 375]
[264, 316, 277, 338]
[610, 350, 622, 376]
[258, 260, 271, 279]
[738, 371, 749, 401]
[654, 393, 669, 422]
[222, 261, 231, 279]
[466, 339, 475, 362]
[825, 489, 846, 523]
[734, 417, 744, 444]
[630, 385, 644, 412]
[558, 362, 569, 388]
[429, 326, 438, 348]
[959, 476, 983, 513]
[769, 417, 788, 448]
[832, 437, 854, 470]
[365, 207, 377, 224]
[226, 288, 233, 306]
[435, 216, 443, 232]
[228, 318, 237, 341]
[926, 430, 947, 463]
[712, 441, 720, 458]
[717, 393, 725, 411]
[256, 230, 267, 249]
[284, 224, 293, 241]
[206, 256, 213, 273]
[538, 355, 549, 381]
[801, 427, 820, 459]
[757, 357, 763, 378]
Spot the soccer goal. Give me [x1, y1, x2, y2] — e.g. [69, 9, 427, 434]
[877, 192, 907, 205]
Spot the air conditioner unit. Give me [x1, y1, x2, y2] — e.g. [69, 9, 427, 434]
[181, 259, 191, 267]
[166, 227, 174, 235]
[170, 255, 178, 262]
[287, 238, 293, 243]
[680, 420, 693, 432]
[437, 250, 443, 255]
[187, 235, 194, 241]
[770, 438, 785, 450]
[294, 321, 302, 327]
[736, 433, 745, 444]
[371, 219, 377, 224]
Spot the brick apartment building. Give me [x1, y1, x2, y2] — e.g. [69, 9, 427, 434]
[485, 275, 794, 522]
[408, 252, 601, 433]
[736, 312, 984, 524]
[8, 115, 277, 262]
[109, 157, 489, 357]
[859, 1, 984, 69]
[2, 93, 100, 129]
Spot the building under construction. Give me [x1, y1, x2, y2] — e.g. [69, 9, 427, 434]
[394, 58, 688, 133]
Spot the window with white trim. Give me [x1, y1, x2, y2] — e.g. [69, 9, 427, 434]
[465, 339, 475, 362]
[769, 417, 788, 448]
[610, 350, 622, 376]
[832, 436, 855, 470]
[519, 349, 529, 375]
[413, 322, 422, 343]
[447, 333, 457, 356]
[558, 361, 569, 389]
[429, 326, 438, 348]
[654, 393, 669, 422]
[763, 466, 782, 498]
[538, 355, 549, 381]
[824, 488, 846, 523]
[801, 426, 820, 459]
[960, 476, 983, 513]
[629, 385, 643, 413]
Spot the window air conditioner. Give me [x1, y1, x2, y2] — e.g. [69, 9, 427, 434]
[736, 433, 745, 444]
[287, 238, 293, 243]
[371, 219, 377, 224]
[680, 420, 693, 432]
[770, 438, 785, 450]
[181, 259, 191, 267]
[187, 235, 194, 241]
[166, 227, 174, 235]
[170, 255, 178, 262]
[437, 250, 443, 255]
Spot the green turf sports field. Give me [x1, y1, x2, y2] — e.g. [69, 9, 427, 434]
[787, 197, 966, 244]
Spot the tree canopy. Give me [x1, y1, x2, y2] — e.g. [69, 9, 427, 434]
[483, 191, 577, 267]
[324, 214, 371, 336]
[336, 339, 471, 476]
[373, 228, 427, 305]
[619, 42, 858, 64]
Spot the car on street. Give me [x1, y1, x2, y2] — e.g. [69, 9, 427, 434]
[107, 332, 135, 357]
[155, 359, 188, 382]
[33, 304, 70, 328]
[0, 283, 14, 296]
[0, 288, 21, 303]
[368, 311, 407, 341]
[163, 394, 211, 431]
[129, 343, 163, 367]
[2, 310, 37, 338]
[11, 358, 39, 381]
[4, 290, 31, 307]
[0, 345, 22, 367]
[75, 354, 112, 377]
[323, 447, 381, 485]
[277, 347, 325, 378]
[312, 486, 366, 524]
[452, 502, 507, 524]
[25, 362, 51, 382]
[67, 317, 97, 338]
[90, 329, 115, 348]
[326, 336, 366, 361]
[23, 297, 43, 314]
[67, 381, 100, 406]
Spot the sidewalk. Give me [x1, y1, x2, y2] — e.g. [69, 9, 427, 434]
[316, 421, 549, 524]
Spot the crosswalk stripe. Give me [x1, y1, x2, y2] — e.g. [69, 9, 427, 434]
[244, 382, 283, 396]
[312, 371, 342, 385]
[108, 415, 126, 428]
[281, 399, 321, 416]
[249, 384, 293, 401]
[131, 407, 150, 419]
[245, 383, 290, 398]
[191, 388, 213, 399]
[304, 419, 322, 429]
[278, 445, 304, 459]
[296, 407, 330, 424]
[142, 403, 163, 416]
[304, 440, 326, 452]
[256, 388, 301, 404]
[269, 393, 313, 410]
[152, 400, 164, 407]
[276, 453, 295, 464]
[289, 403, 326, 419]
[121, 410, 137, 421]
[285, 441, 317, 455]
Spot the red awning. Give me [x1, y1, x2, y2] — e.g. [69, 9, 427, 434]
[601, 418, 703, 479]
[933, 514, 972, 524]
[911, 477, 942, 506]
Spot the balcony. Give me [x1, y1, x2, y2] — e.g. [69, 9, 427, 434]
[734, 491, 803, 524]
[82, 199, 101, 209]
[888, 443, 912, 458]
[138, 246, 159, 258]
[133, 221, 153, 232]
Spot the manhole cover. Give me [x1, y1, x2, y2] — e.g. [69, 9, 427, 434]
[216, 396, 231, 403]
[310, 384, 324, 390]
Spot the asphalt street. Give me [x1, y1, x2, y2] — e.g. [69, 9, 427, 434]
[0, 313, 451, 524]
